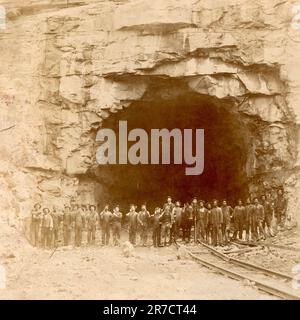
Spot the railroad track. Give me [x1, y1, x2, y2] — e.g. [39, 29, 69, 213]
[175, 240, 300, 300]
[233, 239, 300, 252]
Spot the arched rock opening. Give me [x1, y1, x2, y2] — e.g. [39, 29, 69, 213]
[90, 80, 255, 210]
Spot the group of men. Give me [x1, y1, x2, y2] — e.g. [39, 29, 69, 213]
[30, 188, 288, 249]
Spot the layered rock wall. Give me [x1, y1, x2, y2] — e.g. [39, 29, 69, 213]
[0, 0, 300, 225]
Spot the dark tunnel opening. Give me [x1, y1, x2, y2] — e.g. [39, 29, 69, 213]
[93, 89, 251, 212]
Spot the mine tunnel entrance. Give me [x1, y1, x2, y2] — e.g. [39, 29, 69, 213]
[93, 85, 251, 211]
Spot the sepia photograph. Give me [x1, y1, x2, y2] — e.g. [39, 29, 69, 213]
[0, 0, 300, 304]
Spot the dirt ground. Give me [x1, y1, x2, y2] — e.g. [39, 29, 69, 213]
[1, 223, 298, 300]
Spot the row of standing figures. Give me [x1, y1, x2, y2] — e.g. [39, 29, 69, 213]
[30, 192, 289, 249]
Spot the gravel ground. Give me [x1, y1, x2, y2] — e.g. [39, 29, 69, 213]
[0, 223, 291, 300]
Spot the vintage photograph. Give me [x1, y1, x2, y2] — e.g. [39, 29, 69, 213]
[0, 0, 300, 300]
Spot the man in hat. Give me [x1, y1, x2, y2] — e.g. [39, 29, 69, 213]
[195, 200, 208, 243]
[63, 205, 72, 246]
[151, 207, 162, 247]
[245, 198, 254, 241]
[160, 205, 172, 246]
[112, 205, 122, 246]
[51, 206, 62, 247]
[171, 201, 183, 242]
[221, 200, 233, 244]
[232, 200, 245, 241]
[74, 204, 86, 247]
[100, 205, 112, 245]
[206, 203, 212, 244]
[275, 189, 287, 230]
[163, 196, 175, 212]
[261, 194, 274, 237]
[137, 204, 150, 246]
[86, 205, 98, 245]
[191, 197, 198, 241]
[253, 197, 266, 240]
[211, 200, 223, 246]
[31, 203, 42, 247]
[181, 202, 194, 243]
[162, 196, 174, 245]
[41, 207, 53, 249]
[126, 204, 138, 245]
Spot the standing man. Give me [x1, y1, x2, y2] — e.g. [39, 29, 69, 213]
[163, 196, 175, 212]
[74, 205, 86, 247]
[162, 197, 174, 246]
[126, 204, 138, 245]
[196, 201, 207, 243]
[87, 205, 98, 245]
[112, 205, 122, 246]
[171, 201, 183, 241]
[151, 207, 162, 247]
[253, 198, 266, 240]
[31, 203, 42, 247]
[160, 205, 172, 246]
[205, 203, 212, 244]
[137, 204, 150, 246]
[51, 206, 61, 247]
[275, 189, 288, 230]
[181, 203, 193, 243]
[221, 200, 233, 245]
[100, 205, 112, 245]
[245, 198, 254, 241]
[41, 207, 53, 249]
[261, 194, 274, 237]
[211, 200, 223, 246]
[191, 197, 198, 241]
[232, 200, 245, 241]
[63, 206, 72, 246]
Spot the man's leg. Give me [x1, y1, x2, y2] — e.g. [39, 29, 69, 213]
[143, 226, 147, 246]
[245, 222, 249, 241]
[152, 229, 156, 247]
[46, 228, 50, 248]
[102, 227, 106, 245]
[30, 222, 35, 246]
[106, 226, 110, 245]
[239, 222, 244, 240]
[129, 227, 132, 244]
[132, 228, 136, 245]
[205, 226, 210, 244]
[87, 228, 91, 244]
[252, 221, 258, 241]
[63, 226, 66, 245]
[116, 223, 121, 245]
[218, 226, 223, 246]
[112, 224, 116, 245]
[75, 227, 78, 246]
[258, 221, 266, 240]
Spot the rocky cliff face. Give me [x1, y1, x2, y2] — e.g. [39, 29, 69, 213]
[0, 0, 300, 226]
